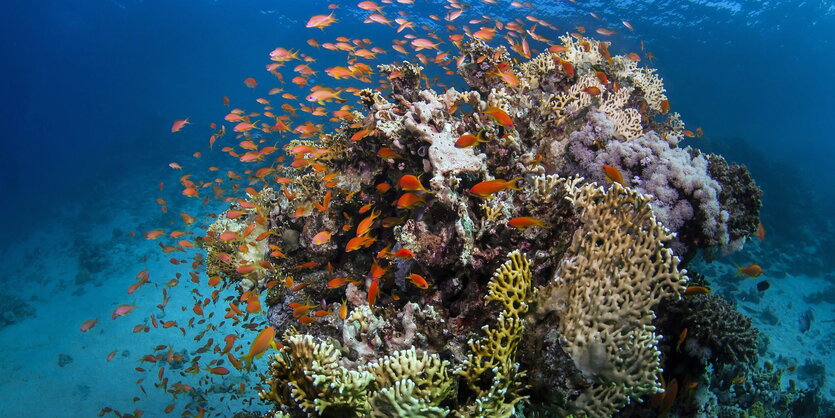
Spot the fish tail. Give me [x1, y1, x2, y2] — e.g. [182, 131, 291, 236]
[508, 177, 523, 190]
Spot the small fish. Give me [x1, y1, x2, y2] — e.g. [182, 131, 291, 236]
[311, 231, 332, 245]
[731, 374, 745, 385]
[370, 259, 388, 280]
[306, 12, 337, 29]
[602, 165, 625, 185]
[241, 327, 277, 367]
[391, 248, 414, 259]
[327, 277, 352, 289]
[799, 309, 813, 333]
[507, 217, 548, 230]
[398, 175, 430, 193]
[339, 299, 348, 320]
[171, 118, 190, 133]
[682, 285, 710, 296]
[112, 305, 137, 320]
[755, 222, 766, 242]
[80, 319, 99, 332]
[675, 328, 687, 352]
[407, 273, 429, 289]
[735, 264, 763, 278]
[756, 280, 770, 292]
[206, 366, 230, 376]
[581, 86, 601, 96]
[454, 132, 488, 148]
[396, 192, 427, 209]
[482, 107, 514, 128]
[468, 178, 522, 199]
[595, 27, 616, 36]
[368, 278, 380, 306]
[595, 71, 610, 85]
[377, 147, 401, 159]
[622, 20, 635, 31]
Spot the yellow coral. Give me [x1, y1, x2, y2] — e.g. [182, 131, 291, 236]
[455, 250, 534, 417]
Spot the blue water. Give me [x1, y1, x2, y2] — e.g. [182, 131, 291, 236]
[1, 0, 832, 416]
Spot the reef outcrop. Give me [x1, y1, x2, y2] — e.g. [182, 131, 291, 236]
[204, 36, 762, 416]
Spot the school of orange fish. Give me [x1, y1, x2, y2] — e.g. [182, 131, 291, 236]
[78, 1, 767, 417]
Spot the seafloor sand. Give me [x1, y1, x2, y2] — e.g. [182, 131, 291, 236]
[0, 178, 831, 416]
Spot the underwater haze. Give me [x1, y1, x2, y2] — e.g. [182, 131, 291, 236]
[0, 0, 833, 416]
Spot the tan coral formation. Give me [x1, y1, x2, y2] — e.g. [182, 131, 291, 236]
[542, 181, 687, 417]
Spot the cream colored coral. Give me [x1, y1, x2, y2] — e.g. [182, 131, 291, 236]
[599, 86, 644, 140]
[261, 334, 374, 415]
[547, 182, 686, 417]
[612, 56, 668, 114]
[367, 347, 456, 404]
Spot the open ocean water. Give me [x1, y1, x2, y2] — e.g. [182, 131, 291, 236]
[0, 0, 832, 416]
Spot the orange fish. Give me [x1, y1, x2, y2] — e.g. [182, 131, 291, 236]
[596, 71, 610, 85]
[407, 273, 429, 289]
[377, 148, 401, 159]
[602, 165, 625, 185]
[339, 299, 348, 320]
[735, 264, 763, 278]
[755, 222, 765, 242]
[455, 132, 488, 148]
[80, 319, 98, 332]
[312, 231, 332, 245]
[468, 178, 522, 198]
[507, 217, 548, 230]
[356, 209, 381, 236]
[595, 27, 616, 36]
[482, 107, 514, 128]
[682, 286, 710, 296]
[240, 327, 277, 367]
[306, 12, 337, 29]
[206, 366, 230, 376]
[112, 304, 137, 320]
[376, 183, 392, 193]
[171, 118, 190, 133]
[392, 248, 414, 259]
[676, 328, 688, 352]
[243, 77, 257, 88]
[661, 99, 671, 114]
[396, 192, 426, 209]
[368, 278, 380, 306]
[398, 175, 430, 193]
[327, 277, 352, 289]
[370, 259, 388, 280]
[581, 86, 602, 96]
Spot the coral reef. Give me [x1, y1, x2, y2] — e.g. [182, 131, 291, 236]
[202, 36, 762, 416]
[665, 294, 759, 366]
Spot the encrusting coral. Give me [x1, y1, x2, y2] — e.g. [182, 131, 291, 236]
[203, 34, 762, 417]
